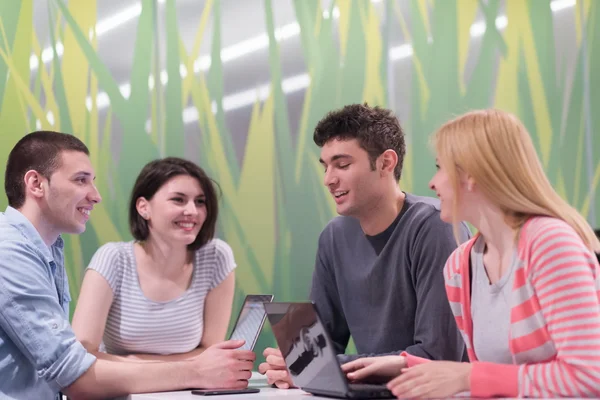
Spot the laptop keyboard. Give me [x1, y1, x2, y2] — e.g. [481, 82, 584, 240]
[349, 382, 392, 391]
[348, 383, 394, 399]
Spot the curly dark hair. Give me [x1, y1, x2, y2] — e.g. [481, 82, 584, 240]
[313, 103, 406, 181]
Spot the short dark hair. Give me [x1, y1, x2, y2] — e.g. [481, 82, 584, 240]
[5, 130, 89, 208]
[129, 157, 220, 251]
[595, 229, 600, 240]
[313, 103, 406, 181]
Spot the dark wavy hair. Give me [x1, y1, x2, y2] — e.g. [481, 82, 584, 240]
[129, 157, 220, 251]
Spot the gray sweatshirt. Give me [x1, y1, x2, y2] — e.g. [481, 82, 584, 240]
[309, 193, 470, 362]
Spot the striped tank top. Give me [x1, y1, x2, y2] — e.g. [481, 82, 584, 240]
[87, 239, 236, 355]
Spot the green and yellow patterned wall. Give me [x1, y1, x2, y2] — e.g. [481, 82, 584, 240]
[1, 0, 599, 355]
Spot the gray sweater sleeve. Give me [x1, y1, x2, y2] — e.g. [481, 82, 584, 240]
[405, 213, 468, 361]
[309, 233, 351, 355]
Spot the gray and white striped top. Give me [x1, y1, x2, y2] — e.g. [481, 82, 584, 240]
[87, 239, 236, 355]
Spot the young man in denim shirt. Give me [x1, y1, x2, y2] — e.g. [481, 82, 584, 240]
[0, 131, 255, 399]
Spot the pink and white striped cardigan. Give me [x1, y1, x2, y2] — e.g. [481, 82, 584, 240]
[404, 216, 600, 397]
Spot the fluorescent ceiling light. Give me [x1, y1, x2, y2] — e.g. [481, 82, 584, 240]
[96, 3, 142, 36]
[471, 0, 573, 37]
[175, 0, 574, 124]
[85, 82, 129, 110]
[75, 0, 572, 119]
[470, 15, 507, 37]
[30, 2, 147, 71]
[389, 44, 413, 61]
[222, 35, 268, 63]
[177, 72, 309, 128]
[551, 0, 576, 12]
[193, 22, 301, 73]
[29, 42, 64, 71]
[143, 73, 310, 132]
[323, 7, 341, 20]
[46, 111, 55, 125]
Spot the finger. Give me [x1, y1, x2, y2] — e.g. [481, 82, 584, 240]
[263, 347, 282, 358]
[213, 340, 245, 349]
[389, 374, 426, 398]
[265, 354, 287, 368]
[258, 362, 270, 374]
[235, 370, 252, 381]
[387, 366, 421, 387]
[387, 371, 412, 389]
[274, 380, 290, 389]
[219, 377, 248, 390]
[237, 360, 255, 371]
[233, 350, 256, 361]
[231, 379, 249, 389]
[266, 369, 290, 385]
[393, 381, 429, 399]
[348, 362, 389, 382]
[340, 359, 365, 373]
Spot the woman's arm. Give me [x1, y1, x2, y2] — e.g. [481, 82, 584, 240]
[470, 220, 600, 398]
[72, 269, 115, 355]
[198, 271, 236, 347]
[72, 270, 156, 363]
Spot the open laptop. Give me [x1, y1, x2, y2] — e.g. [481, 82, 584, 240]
[264, 302, 394, 399]
[228, 294, 274, 350]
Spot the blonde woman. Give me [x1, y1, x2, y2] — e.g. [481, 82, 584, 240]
[342, 109, 600, 398]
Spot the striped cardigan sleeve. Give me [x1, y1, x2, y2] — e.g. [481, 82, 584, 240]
[470, 219, 600, 397]
[516, 219, 600, 397]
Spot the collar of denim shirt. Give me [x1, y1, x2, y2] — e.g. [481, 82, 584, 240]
[4, 206, 64, 264]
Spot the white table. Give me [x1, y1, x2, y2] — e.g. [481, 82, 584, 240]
[125, 373, 469, 399]
[125, 372, 574, 400]
[128, 373, 318, 399]
[129, 387, 315, 399]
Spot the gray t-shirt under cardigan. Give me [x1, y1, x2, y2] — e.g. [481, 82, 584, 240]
[470, 235, 516, 364]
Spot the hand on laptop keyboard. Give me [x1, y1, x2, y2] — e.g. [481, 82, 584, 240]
[341, 355, 406, 383]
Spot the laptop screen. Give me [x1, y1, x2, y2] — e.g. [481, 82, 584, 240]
[264, 302, 349, 392]
[229, 294, 273, 350]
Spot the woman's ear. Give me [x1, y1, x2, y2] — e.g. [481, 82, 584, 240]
[466, 176, 476, 192]
[136, 197, 150, 220]
[457, 169, 476, 193]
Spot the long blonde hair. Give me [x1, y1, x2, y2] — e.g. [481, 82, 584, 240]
[433, 109, 600, 253]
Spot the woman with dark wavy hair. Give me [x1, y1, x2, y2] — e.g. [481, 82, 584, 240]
[72, 158, 244, 370]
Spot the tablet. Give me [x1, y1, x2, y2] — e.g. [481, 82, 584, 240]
[228, 294, 274, 350]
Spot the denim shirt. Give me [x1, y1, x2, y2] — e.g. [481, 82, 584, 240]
[0, 206, 96, 399]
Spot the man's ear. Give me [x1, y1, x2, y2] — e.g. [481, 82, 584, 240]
[379, 149, 398, 177]
[23, 170, 46, 199]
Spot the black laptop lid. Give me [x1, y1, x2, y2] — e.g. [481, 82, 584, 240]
[264, 302, 349, 393]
